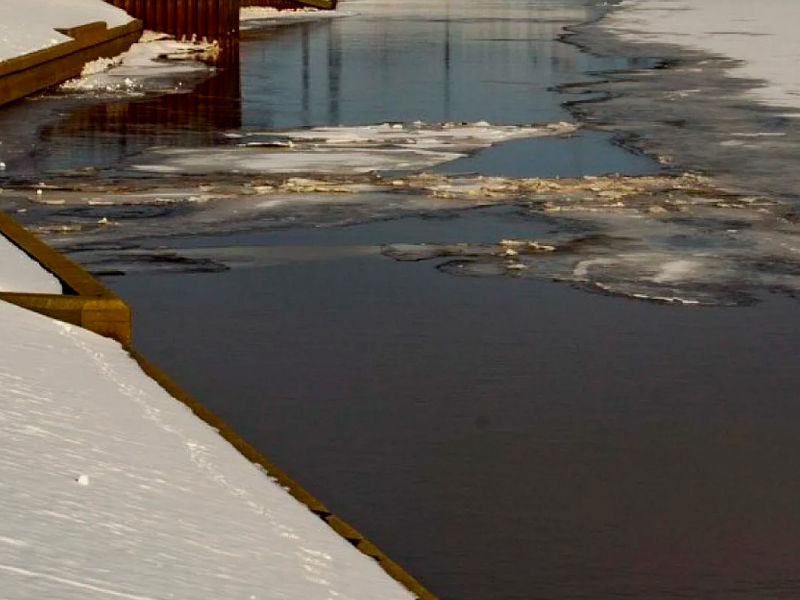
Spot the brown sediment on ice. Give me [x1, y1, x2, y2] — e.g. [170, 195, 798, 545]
[2, 169, 754, 203]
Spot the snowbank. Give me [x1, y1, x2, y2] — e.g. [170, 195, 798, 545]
[0, 0, 133, 62]
[0, 298, 415, 600]
[602, 0, 800, 112]
[0, 234, 61, 293]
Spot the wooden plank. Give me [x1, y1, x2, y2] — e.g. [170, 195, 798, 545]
[0, 20, 143, 108]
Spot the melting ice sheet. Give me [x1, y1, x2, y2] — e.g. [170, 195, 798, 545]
[8, 166, 800, 306]
[129, 122, 579, 175]
[57, 32, 216, 97]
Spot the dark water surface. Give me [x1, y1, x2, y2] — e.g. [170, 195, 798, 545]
[9, 0, 800, 598]
[113, 223, 800, 600]
[106, 2, 800, 599]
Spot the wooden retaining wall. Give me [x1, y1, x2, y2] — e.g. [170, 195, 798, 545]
[0, 212, 131, 345]
[0, 21, 143, 109]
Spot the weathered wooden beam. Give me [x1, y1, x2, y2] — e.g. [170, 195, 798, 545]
[0, 211, 131, 345]
[0, 20, 143, 109]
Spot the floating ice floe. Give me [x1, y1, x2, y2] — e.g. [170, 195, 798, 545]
[130, 121, 578, 175]
[9, 164, 800, 306]
[240, 6, 351, 29]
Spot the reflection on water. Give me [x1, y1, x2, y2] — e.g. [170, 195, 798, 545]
[24, 62, 243, 176]
[0, 0, 645, 181]
[240, 0, 640, 128]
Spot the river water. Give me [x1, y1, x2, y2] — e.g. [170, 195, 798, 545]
[5, 1, 800, 599]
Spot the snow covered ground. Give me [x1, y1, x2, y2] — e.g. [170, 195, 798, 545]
[602, 0, 800, 113]
[0, 297, 416, 600]
[0, 0, 133, 62]
[0, 234, 61, 293]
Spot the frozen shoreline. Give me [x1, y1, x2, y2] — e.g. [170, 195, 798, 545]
[566, 1, 800, 201]
[600, 0, 800, 114]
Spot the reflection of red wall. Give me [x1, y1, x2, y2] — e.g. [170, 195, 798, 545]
[102, 0, 240, 49]
[41, 61, 242, 148]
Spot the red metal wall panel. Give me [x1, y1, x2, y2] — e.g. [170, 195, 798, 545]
[103, 0, 239, 47]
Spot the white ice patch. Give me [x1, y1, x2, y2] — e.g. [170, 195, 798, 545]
[0, 233, 62, 294]
[60, 32, 215, 95]
[334, 0, 565, 22]
[602, 0, 800, 114]
[131, 147, 465, 175]
[240, 6, 350, 29]
[275, 121, 578, 151]
[130, 122, 578, 175]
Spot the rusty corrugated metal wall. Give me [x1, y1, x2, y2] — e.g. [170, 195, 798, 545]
[104, 0, 240, 48]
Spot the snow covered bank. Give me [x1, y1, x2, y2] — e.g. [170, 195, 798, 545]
[0, 0, 133, 62]
[0, 297, 416, 600]
[601, 0, 800, 112]
[0, 234, 61, 293]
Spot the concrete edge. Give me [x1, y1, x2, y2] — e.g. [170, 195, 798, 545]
[0, 210, 438, 600]
[0, 20, 143, 108]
